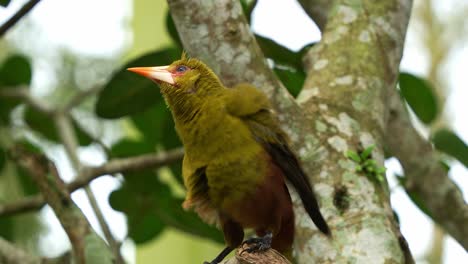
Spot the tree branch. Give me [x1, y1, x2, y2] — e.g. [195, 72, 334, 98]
[0, 0, 42, 37]
[167, 0, 297, 116]
[0, 147, 184, 216]
[9, 146, 112, 263]
[294, 0, 414, 262]
[386, 90, 468, 249]
[0, 87, 53, 115]
[221, 244, 290, 264]
[0, 237, 41, 264]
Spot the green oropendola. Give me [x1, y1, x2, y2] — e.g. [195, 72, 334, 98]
[128, 56, 330, 263]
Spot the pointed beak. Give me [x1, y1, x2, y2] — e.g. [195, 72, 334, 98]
[127, 66, 175, 85]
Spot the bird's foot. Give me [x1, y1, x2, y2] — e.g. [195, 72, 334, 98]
[241, 232, 273, 253]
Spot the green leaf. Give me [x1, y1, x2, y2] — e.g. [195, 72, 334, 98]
[0, 94, 21, 124]
[432, 129, 468, 167]
[110, 139, 155, 158]
[165, 12, 182, 47]
[399, 73, 438, 124]
[0, 55, 32, 123]
[130, 211, 166, 244]
[109, 174, 222, 244]
[130, 102, 173, 146]
[0, 217, 13, 240]
[376, 166, 386, 175]
[109, 186, 165, 244]
[24, 107, 93, 146]
[255, 35, 302, 68]
[155, 195, 223, 243]
[346, 150, 361, 163]
[0, 54, 32, 86]
[95, 48, 180, 119]
[360, 145, 375, 160]
[0, 0, 10, 7]
[130, 103, 183, 185]
[274, 66, 305, 97]
[0, 147, 5, 171]
[240, 0, 258, 22]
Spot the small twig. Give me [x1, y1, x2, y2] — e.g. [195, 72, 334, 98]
[0, 87, 53, 115]
[54, 112, 124, 263]
[0, 0, 42, 37]
[0, 147, 184, 216]
[0, 237, 42, 264]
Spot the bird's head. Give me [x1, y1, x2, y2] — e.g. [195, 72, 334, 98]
[127, 56, 223, 98]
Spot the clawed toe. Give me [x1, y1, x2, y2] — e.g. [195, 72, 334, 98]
[240, 232, 273, 254]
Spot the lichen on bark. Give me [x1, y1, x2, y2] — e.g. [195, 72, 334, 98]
[167, 0, 414, 263]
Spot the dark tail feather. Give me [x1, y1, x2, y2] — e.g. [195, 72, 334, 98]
[298, 187, 330, 235]
[264, 143, 331, 235]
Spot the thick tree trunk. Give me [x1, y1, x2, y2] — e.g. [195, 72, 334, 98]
[167, 0, 414, 263]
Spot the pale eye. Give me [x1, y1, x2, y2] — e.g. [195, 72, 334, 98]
[176, 65, 188, 73]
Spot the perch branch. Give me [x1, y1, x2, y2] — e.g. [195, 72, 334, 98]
[221, 244, 290, 264]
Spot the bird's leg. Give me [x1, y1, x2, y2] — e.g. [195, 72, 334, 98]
[203, 246, 235, 264]
[241, 231, 273, 253]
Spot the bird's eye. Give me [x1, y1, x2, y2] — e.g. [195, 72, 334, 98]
[176, 65, 188, 73]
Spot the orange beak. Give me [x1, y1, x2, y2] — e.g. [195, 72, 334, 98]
[127, 66, 175, 85]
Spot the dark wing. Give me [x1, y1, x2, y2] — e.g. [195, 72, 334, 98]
[183, 166, 220, 226]
[226, 84, 329, 234]
[243, 109, 330, 235]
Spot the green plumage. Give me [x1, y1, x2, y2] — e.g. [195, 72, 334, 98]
[128, 56, 330, 263]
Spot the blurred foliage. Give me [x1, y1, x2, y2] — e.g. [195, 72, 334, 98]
[0, 0, 10, 7]
[432, 129, 468, 167]
[0, 54, 32, 123]
[24, 107, 93, 146]
[240, 0, 258, 23]
[95, 48, 179, 119]
[165, 12, 181, 48]
[254, 34, 308, 97]
[395, 174, 433, 218]
[399, 72, 438, 124]
[0, 55, 32, 87]
[0, 147, 5, 171]
[398, 72, 467, 168]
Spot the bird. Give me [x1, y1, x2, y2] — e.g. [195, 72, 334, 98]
[127, 55, 330, 263]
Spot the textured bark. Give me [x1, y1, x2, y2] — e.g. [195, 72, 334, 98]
[294, 1, 413, 263]
[222, 245, 291, 264]
[301, 0, 468, 250]
[167, 0, 414, 263]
